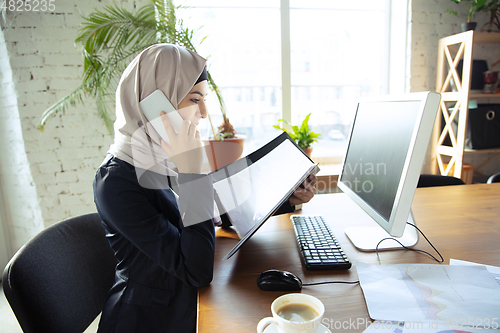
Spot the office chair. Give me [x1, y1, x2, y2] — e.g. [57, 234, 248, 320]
[417, 174, 465, 188]
[487, 172, 500, 184]
[2, 213, 117, 333]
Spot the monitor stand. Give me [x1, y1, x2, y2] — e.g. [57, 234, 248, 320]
[344, 210, 419, 252]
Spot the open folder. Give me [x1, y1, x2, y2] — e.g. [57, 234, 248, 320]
[209, 132, 320, 260]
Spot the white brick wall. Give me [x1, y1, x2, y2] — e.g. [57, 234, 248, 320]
[0, 0, 147, 254]
[410, 0, 494, 92]
[0, 29, 44, 255]
[411, 0, 500, 177]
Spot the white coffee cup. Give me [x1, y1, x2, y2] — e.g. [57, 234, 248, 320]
[257, 293, 325, 333]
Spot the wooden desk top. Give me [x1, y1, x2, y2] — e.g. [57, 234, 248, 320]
[198, 183, 500, 333]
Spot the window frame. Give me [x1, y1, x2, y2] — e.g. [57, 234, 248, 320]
[175, 0, 410, 161]
[280, 0, 410, 126]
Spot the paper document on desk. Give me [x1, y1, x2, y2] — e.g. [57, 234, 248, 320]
[450, 258, 500, 285]
[362, 320, 500, 333]
[356, 262, 500, 325]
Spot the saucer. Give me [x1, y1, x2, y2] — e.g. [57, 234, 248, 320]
[263, 322, 332, 333]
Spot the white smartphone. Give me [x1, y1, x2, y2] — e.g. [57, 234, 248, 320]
[139, 89, 184, 145]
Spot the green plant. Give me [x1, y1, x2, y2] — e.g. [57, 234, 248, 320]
[445, 0, 489, 22]
[481, 0, 500, 31]
[38, 0, 234, 139]
[273, 113, 321, 150]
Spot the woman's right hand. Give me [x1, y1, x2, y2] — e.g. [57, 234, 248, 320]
[159, 111, 204, 174]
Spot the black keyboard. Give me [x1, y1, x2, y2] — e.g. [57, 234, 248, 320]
[291, 215, 352, 270]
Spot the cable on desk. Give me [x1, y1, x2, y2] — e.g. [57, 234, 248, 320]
[375, 222, 444, 265]
[303, 280, 359, 286]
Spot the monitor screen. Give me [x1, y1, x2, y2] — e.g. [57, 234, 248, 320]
[338, 92, 441, 249]
[340, 100, 421, 221]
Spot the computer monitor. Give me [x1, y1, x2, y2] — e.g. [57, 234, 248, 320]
[337, 91, 441, 251]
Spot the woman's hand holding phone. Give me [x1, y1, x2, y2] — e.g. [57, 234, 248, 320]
[160, 111, 204, 174]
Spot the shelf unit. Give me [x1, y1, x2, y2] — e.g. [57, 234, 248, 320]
[432, 31, 500, 182]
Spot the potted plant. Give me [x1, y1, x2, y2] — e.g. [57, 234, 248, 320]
[481, 0, 500, 32]
[202, 89, 245, 171]
[37, 0, 237, 147]
[273, 113, 321, 158]
[445, 0, 490, 31]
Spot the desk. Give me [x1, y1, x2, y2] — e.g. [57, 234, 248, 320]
[198, 183, 500, 333]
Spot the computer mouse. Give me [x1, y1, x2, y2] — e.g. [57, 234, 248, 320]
[257, 269, 303, 291]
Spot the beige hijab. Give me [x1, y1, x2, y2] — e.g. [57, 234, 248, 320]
[108, 43, 207, 176]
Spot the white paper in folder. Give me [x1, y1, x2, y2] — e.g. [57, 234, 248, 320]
[209, 132, 319, 260]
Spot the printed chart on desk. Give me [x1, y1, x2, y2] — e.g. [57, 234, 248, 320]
[356, 263, 500, 325]
[363, 320, 500, 333]
[402, 266, 449, 320]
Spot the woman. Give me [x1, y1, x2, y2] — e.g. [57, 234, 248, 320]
[93, 44, 316, 333]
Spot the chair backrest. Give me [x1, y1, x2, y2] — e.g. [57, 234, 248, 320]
[417, 174, 465, 188]
[487, 172, 500, 184]
[2, 213, 117, 333]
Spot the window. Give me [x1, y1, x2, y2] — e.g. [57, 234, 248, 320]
[177, 0, 408, 160]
